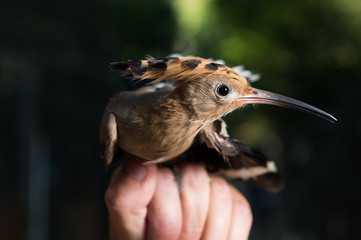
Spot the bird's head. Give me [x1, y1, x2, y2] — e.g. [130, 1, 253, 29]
[110, 56, 337, 123]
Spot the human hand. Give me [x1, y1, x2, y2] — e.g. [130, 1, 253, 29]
[105, 155, 253, 240]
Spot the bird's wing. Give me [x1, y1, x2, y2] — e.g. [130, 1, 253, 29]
[191, 119, 284, 192]
[99, 111, 119, 171]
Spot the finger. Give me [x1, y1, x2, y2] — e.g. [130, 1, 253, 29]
[178, 163, 210, 240]
[201, 175, 233, 240]
[104, 155, 158, 240]
[227, 186, 253, 240]
[147, 167, 182, 240]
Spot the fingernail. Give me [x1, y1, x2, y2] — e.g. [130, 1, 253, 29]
[123, 160, 147, 181]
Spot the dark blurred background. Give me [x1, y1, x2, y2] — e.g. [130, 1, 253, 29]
[1, 0, 360, 239]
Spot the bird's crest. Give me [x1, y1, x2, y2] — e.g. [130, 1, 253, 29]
[110, 56, 248, 86]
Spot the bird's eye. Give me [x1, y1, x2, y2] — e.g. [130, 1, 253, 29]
[217, 85, 230, 96]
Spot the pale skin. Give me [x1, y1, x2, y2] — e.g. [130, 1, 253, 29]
[105, 155, 253, 240]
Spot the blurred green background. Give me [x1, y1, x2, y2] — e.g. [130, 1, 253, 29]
[1, 0, 360, 239]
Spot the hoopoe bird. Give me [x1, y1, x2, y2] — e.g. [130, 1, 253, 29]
[99, 56, 337, 191]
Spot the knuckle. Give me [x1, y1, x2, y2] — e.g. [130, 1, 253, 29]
[233, 198, 253, 224]
[158, 167, 175, 181]
[210, 176, 232, 197]
[104, 187, 124, 209]
[181, 163, 209, 185]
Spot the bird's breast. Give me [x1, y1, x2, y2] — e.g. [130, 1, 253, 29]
[110, 89, 204, 162]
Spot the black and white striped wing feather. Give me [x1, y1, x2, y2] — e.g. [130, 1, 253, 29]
[191, 119, 284, 192]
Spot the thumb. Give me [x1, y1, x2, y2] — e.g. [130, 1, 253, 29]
[105, 155, 158, 240]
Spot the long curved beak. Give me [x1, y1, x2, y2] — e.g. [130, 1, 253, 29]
[239, 88, 337, 123]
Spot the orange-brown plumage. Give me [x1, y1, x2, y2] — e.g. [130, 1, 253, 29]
[118, 56, 252, 95]
[101, 56, 336, 191]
